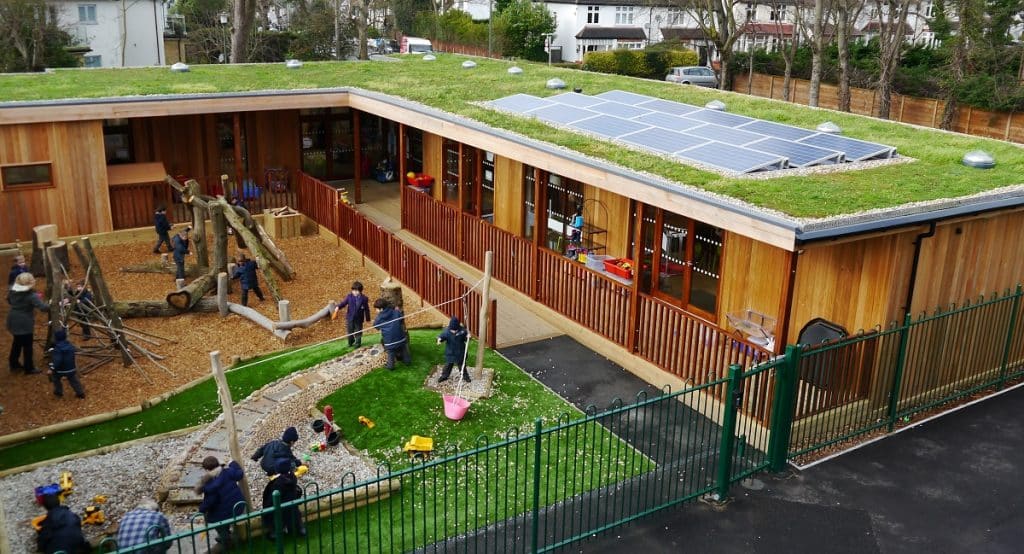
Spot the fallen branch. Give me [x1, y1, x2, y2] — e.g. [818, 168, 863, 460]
[227, 302, 290, 341]
[113, 298, 220, 318]
[165, 270, 218, 311]
[274, 302, 337, 331]
[120, 262, 204, 277]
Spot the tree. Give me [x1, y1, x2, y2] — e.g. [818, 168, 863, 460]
[0, 0, 78, 72]
[673, 0, 743, 90]
[835, 0, 867, 110]
[495, 0, 555, 61]
[231, 0, 257, 62]
[766, 0, 807, 101]
[807, 0, 829, 106]
[289, 0, 353, 60]
[392, 0, 434, 35]
[874, 0, 920, 119]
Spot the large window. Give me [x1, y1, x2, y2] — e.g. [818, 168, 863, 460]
[405, 128, 423, 173]
[544, 173, 583, 251]
[481, 152, 495, 222]
[587, 5, 600, 23]
[667, 7, 684, 25]
[83, 55, 102, 68]
[523, 166, 536, 240]
[103, 119, 134, 165]
[614, 6, 634, 24]
[300, 108, 353, 180]
[78, 4, 97, 24]
[442, 139, 460, 207]
[1, 163, 53, 190]
[638, 205, 723, 317]
[461, 146, 478, 214]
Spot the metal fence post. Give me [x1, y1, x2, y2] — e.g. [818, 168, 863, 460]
[530, 418, 543, 553]
[767, 345, 801, 471]
[998, 285, 1023, 388]
[272, 489, 285, 554]
[714, 364, 743, 500]
[887, 313, 914, 431]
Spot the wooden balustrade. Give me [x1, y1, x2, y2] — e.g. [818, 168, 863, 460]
[461, 216, 535, 294]
[536, 249, 632, 347]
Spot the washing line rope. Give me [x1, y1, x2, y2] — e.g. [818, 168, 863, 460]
[226, 275, 487, 370]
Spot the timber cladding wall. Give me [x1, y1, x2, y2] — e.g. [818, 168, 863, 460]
[717, 233, 790, 336]
[788, 231, 918, 344]
[492, 155, 524, 235]
[422, 131, 444, 203]
[0, 121, 111, 243]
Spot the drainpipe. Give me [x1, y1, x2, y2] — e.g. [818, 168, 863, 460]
[902, 222, 937, 318]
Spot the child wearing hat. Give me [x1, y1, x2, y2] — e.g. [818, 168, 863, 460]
[196, 456, 246, 552]
[48, 328, 85, 399]
[437, 316, 471, 383]
[335, 281, 371, 347]
[251, 427, 303, 476]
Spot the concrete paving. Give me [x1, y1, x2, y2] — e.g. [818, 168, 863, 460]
[502, 335, 1024, 553]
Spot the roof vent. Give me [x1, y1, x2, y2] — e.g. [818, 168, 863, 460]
[816, 121, 841, 134]
[462, 60, 477, 69]
[422, 54, 437, 61]
[962, 150, 995, 169]
[170, 62, 190, 73]
[285, 59, 303, 69]
[704, 100, 726, 111]
[546, 78, 566, 90]
[508, 66, 523, 75]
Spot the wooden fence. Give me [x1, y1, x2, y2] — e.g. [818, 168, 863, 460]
[295, 172, 496, 347]
[431, 40, 500, 59]
[733, 73, 1024, 143]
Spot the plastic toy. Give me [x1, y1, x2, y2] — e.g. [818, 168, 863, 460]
[295, 465, 309, 478]
[403, 435, 433, 460]
[31, 514, 46, 531]
[82, 506, 105, 525]
[92, 495, 108, 504]
[358, 415, 375, 429]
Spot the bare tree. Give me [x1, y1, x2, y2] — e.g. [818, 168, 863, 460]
[674, 0, 744, 90]
[0, 0, 57, 71]
[835, 0, 867, 111]
[765, 0, 807, 101]
[230, 0, 256, 62]
[807, 0, 831, 106]
[350, 0, 370, 60]
[874, 0, 920, 118]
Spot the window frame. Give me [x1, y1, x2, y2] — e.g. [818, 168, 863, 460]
[78, 4, 98, 24]
[614, 6, 635, 25]
[83, 55, 102, 68]
[587, 5, 600, 24]
[0, 162, 55, 191]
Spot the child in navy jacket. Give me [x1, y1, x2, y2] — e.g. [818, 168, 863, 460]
[336, 281, 371, 347]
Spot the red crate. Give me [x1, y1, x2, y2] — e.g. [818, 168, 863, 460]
[603, 258, 634, 279]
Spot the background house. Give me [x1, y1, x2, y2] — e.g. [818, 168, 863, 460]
[53, 0, 167, 67]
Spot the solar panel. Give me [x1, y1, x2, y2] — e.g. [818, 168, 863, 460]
[686, 109, 757, 127]
[636, 98, 700, 116]
[798, 133, 896, 161]
[593, 90, 654, 105]
[745, 137, 843, 167]
[683, 123, 764, 146]
[547, 92, 605, 108]
[488, 94, 553, 114]
[619, 127, 709, 154]
[675, 142, 788, 174]
[588, 101, 654, 119]
[528, 104, 596, 125]
[632, 112, 705, 132]
[570, 115, 650, 138]
[737, 120, 817, 141]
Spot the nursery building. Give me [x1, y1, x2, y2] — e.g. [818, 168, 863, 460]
[1, 58, 1022, 416]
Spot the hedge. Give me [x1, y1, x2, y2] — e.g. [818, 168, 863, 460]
[582, 49, 699, 79]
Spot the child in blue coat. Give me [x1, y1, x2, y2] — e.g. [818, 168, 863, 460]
[196, 456, 246, 551]
[373, 299, 410, 370]
[48, 329, 85, 399]
[152, 206, 172, 254]
[437, 316, 471, 383]
[232, 253, 265, 306]
[336, 281, 371, 347]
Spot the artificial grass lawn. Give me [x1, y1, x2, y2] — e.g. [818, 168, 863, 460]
[0, 336, 374, 470]
[301, 332, 653, 551]
[2, 58, 1022, 217]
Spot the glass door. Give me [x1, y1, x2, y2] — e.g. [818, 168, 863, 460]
[300, 119, 328, 179]
[641, 207, 723, 319]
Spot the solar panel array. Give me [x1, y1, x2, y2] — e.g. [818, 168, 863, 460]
[486, 90, 896, 175]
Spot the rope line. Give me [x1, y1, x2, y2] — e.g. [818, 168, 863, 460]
[229, 276, 486, 371]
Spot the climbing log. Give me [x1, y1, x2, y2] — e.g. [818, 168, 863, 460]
[31, 224, 59, 276]
[165, 269, 217, 311]
[228, 202, 295, 280]
[71, 237, 131, 365]
[379, 279, 404, 310]
[113, 298, 219, 318]
[187, 180, 210, 269]
[45, 243, 66, 337]
[274, 302, 338, 331]
[218, 200, 283, 301]
[227, 303, 290, 341]
[210, 204, 229, 275]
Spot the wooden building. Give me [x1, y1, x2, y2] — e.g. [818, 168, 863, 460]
[1, 69, 1022, 401]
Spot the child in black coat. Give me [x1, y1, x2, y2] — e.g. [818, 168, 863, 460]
[437, 316, 471, 383]
[153, 206, 172, 254]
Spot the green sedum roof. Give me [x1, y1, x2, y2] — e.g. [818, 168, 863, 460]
[1, 56, 1021, 219]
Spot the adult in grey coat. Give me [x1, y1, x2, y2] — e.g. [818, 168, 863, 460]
[7, 272, 48, 374]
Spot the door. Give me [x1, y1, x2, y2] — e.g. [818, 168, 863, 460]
[640, 206, 723, 319]
[300, 109, 354, 180]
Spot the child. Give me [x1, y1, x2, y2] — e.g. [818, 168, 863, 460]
[48, 329, 85, 399]
[231, 253, 265, 306]
[70, 280, 94, 340]
[335, 281, 371, 347]
[7, 254, 29, 286]
[261, 459, 306, 539]
[373, 299, 410, 370]
[153, 206, 172, 254]
[251, 427, 302, 475]
[196, 456, 246, 552]
[437, 316, 471, 383]
[171, 227, 191, 281]
[36, 493, 89, 554]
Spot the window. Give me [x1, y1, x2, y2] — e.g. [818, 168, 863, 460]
[923, 1, 934, 17]
[746, 4, 757, 21]
[481, 152, 495, 222]
[667, 7, 683, 25]
[83, 55, 102, 68]
[405, 128, 423, 174]
[638, 205, 723, 316]
[770, 7, 786, 21]
[587, 6, 600, 24]
[523, 166, 536, 240]
[544, 173, 583, 251]
[78, 4, 97, 24]
[443, 139, 460, 207]
[614, 6, 634, 25]
[1, 163, 53, 190]
[103, 119, 134, 165]
[618, 40, 643, 49]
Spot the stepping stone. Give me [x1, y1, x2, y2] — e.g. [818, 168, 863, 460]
[245, 396, 279, 414]
[166, 487, 203, 505]
[231, 407, 263, 430]
[176, 464, 210, 490]
[201, 429, 231, 452]
[291, 372, 325, 388]
[265, 383, 302, 402]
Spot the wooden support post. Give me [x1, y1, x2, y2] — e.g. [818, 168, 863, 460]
[31, 224, 59, 276]
[474, 251, 493, 376]
[626, 201, 643, 353]
[398, 123, 406, 229]
[210, 351, 253, 510]
[217, 273, 229, 317]
[354, 110, 362, 205]
[226, 262, 237, 294]
[176, 278, 185, 291]
[279, 300, 291, 322]
[46, 244, 66, 337]
[210, 204, 228, 275]
[188, 180, 209, 269]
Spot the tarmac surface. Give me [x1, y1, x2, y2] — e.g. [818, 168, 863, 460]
[501, 335, 1024, 553]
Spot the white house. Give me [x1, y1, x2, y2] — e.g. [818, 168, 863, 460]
[53, 0, 167, 67]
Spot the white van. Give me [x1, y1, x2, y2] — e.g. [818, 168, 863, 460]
[400, 37, 433, 54]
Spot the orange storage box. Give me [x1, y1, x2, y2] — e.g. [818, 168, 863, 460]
[603, 258, 634, 279]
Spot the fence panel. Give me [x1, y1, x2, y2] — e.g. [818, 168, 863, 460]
[535, 249, 631, 347]
[109, 184, 160, 230]
[360, 218, 391, 270]
[403, 187, 460, 256]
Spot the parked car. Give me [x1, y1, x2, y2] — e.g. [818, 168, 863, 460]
[665, 66, 719, 88]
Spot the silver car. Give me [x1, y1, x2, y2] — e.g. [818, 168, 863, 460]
[665, 66, 719, 88]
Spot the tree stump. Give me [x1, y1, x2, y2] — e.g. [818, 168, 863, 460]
[31, 224, 59, 276]
[379, 279, 404, 310]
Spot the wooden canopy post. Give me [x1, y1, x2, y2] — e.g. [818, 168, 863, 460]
[474, 251, 493, 376]
[187, 180, 209, 269]
[398, 123, 406, 228]
[354, 110, 362, 205]
[210, 351, 253, 510]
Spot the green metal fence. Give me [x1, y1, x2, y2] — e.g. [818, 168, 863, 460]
[781, 285, 1024, 461]
[91, 363, 781, 553]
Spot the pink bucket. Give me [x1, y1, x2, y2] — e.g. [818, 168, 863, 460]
[442, 395, 470, 421]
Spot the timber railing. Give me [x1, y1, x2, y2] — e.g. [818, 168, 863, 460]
[295, 172, 496, 346]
